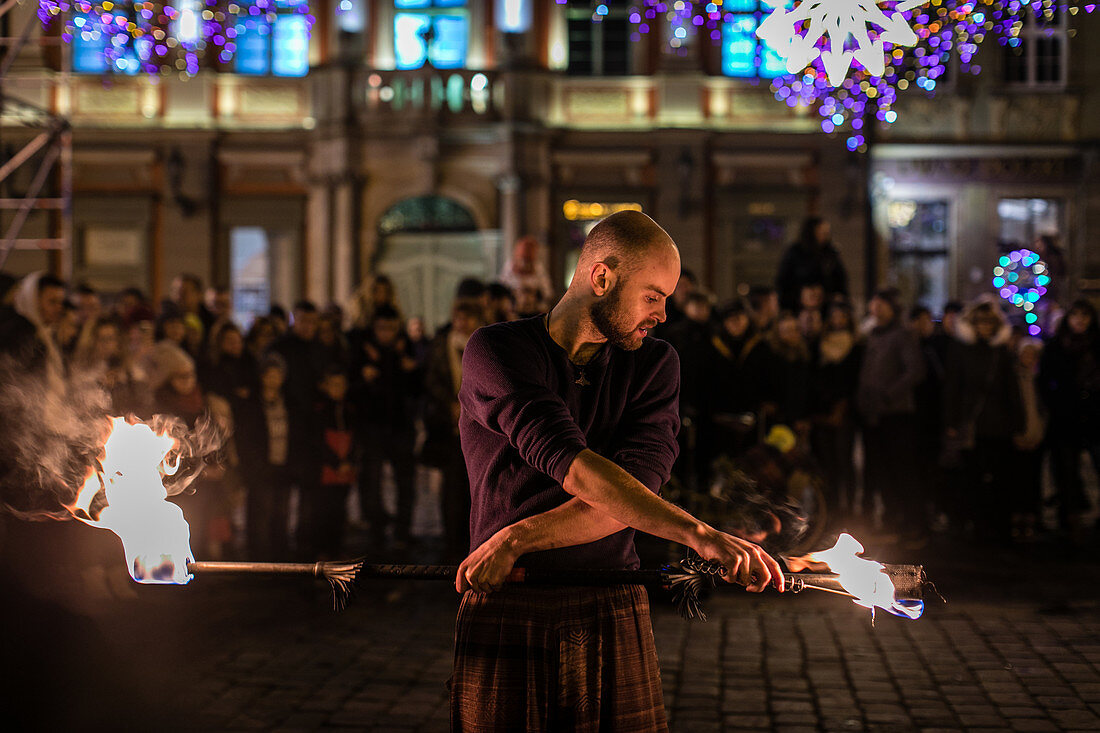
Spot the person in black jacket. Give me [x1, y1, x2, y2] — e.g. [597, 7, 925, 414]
[813, 300, 862, 520]
[350, 305, 422, 549]
[705, 299, 771, 463]
[1039, 298, 1100, 531]
[301, 366, 356, 559]
[234, 354, 294, 560]
[776, 217, 849, 312]
[943, 300, 1023, 542]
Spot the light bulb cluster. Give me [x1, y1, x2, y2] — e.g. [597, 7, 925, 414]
[994, 248, 1049, 336]
[38, 0, 314, 78]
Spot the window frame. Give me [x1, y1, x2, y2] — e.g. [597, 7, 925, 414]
[392, 0, 470, 71]
[1003, 10, 1069, 90]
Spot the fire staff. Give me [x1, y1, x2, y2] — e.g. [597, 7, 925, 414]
[451, 210, 784, 732]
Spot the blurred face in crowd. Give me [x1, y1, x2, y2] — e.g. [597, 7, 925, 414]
[1067, 307, 1093, 336]
[514, 237, 539, 271]
[169, 366, 197, 396]
[162, 317, 186, 345]
[78, 291, 101, 324]
[129, 320, 155, 354]
[172, 278, 202, 313]
[814, 220, 831, 244]
[1019, 343, 1041, 371]
[208, 289, 231, 319]
[371, 280, 394, 306]
[373, 317, 401, 347]
[973, 311, 1000, 342]
[320, 373, 348, 402]
[826, 305, 852, 332]
[292, 309, 319, 341]
[407, 317, 425, 341]
[260, 366, 285, 393]
[754, 292, 779, 327]
[94, 322, 122, 362]
[220, 327, 244, 358]
[318, 317, 340, 347]
[37, 285, 66, 326]
[911, 311, 935, 339]
[119, 291, 140, 314]
[777, 315, 803, 348]
[452, 309, 481, 340]
[942, 310, 960, 336]
[798, 308, 822, 339]
[672, 273, 695, 307]
[492, 295, 518, 323]
[869, 296, 895, 327]
[723, 312, 750, 339]
[685, 299, 710, 324]
[54, 307, 79, 347]
[249, 320, 276, 354]
[799, 284, 825, 311]
[590, 248, 679, 352]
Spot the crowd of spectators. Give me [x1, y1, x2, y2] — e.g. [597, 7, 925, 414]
[1, 222, 1097, 563]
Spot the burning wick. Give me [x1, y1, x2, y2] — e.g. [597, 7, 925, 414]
[68, 416, 194, 585]
[807, 533, 924, 620]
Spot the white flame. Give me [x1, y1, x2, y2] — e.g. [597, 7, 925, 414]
[70, 417, 194, 585]
[808, 533, 922, 620]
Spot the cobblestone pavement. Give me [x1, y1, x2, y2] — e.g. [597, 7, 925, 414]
[10, 529, 1100, 732]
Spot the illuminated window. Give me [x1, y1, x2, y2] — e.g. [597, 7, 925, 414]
[394, 0, 469, 70]
[72, 7, 152, 75]
[721, 0, 789, 79]
[496, 0, 532, 34]
[235, 0, 311, 77]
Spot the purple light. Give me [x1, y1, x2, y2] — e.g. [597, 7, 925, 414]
[1028, 325, 1041, 336]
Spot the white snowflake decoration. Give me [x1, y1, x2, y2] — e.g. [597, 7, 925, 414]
[757, 0, 929, 87]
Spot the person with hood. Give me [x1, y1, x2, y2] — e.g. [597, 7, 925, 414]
[943, 299, 1023, 542]
[856, 288, 926, 539]
[776, 217, 849, 312]
[1039, 298, 1100, 532]
[7, 272, 67, 385]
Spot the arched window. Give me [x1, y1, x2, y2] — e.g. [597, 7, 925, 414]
[378, 195, 477, 235]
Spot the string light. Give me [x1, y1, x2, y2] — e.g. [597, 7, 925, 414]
[994, 248, 1049, 336]
[614, 1, 1097, 150]
[38, 0, 315, 77]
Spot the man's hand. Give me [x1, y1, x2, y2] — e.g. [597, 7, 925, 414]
[691, 527, 784, 593]
[455, 528, 521, 594]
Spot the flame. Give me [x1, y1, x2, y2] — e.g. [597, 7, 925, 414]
[808, 533, 923, 620]
[68, 416, 194, 585]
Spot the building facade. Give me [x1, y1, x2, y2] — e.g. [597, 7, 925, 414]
[3, 1, 1099, 328]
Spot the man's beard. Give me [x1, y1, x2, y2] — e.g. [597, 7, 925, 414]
[590, 285, 645, 351]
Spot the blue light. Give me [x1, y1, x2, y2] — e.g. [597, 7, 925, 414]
[831, 112, 844, 125]
[596, 4, 609, 15]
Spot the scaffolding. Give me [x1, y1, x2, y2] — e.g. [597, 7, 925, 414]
[0, 0, 71, 275]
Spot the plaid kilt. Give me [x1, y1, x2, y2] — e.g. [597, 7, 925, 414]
[450, 584, 667, 733]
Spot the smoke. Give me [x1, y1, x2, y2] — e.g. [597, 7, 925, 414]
[0, 355, 225, 521]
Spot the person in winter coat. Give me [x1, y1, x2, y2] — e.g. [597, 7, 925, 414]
[856, 289, 926, 538]
[813, 300, 862, 519]
[776, 217, 849, 312]
[705, 299, 771, 462]
[1038, 298, 1100, 531]
[1012, 338, 1047, 540]
[423, 300, 485, 561]
[234, 354, 294, 560]
[350, 305, 422, 550]
[943, 300, 1024, 542]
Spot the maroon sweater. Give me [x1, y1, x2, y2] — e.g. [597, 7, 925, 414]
[458, 315, 680, 570]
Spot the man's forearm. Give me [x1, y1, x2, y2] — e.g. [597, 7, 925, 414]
[562, 448, 707, 549]
[498, 496, 627, 557]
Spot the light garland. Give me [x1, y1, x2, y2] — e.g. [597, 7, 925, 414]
[596, 1, 1095, 150]
[38, 0, 315, 78]
[993, 248, 1049, 336]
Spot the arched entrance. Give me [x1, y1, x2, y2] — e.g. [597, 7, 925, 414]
[374, 196, 501, 332]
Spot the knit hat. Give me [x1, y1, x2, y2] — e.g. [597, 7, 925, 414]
[151, 342, 195, 392]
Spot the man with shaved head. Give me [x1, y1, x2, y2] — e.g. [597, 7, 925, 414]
[450, 210, 783, 732]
